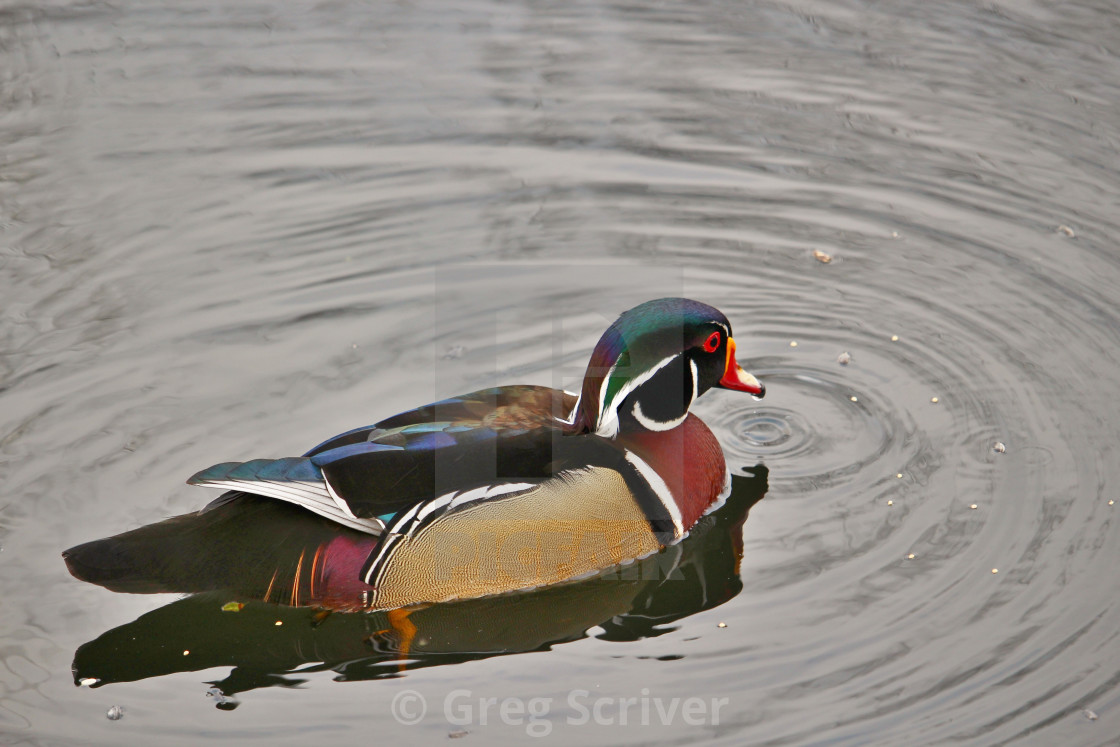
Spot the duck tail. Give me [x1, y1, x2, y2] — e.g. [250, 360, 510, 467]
[62, 494, 376, 603]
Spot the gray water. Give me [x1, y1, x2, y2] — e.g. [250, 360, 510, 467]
[3, 1, 1120, 744]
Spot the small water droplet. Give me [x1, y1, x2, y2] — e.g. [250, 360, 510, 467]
[79, 678, 99, 687]
[970, 503, 978, 510]
[891, 335, 899, 342]
[907, 553, 915, 560]
[837, 351, 851, 365]
[106, 705, 124, 721]
[850, 395, 858, 402]
[789, 340, 798, 348]
[896, 473, 903, 479]
[993, 441, 1006, 453]
[930, 397, 939, 404]
[717, 621, 727, 628]
[991, 568, 999, 574]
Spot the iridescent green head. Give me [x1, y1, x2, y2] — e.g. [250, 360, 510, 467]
[570, 298, 763, 437]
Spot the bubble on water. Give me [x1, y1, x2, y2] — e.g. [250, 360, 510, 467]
[106, 705, 123, 721]
[993, 441, 1006, 453]
[1082, 709, 1098, 721]
[206, 686, 240, 710]
[1057, 224, 1076, 237]
[812, 249, 833, 264]
[79, 678, 99, 687]
[789, 340, 798, 347]
[837, 351, 851, 365]
[738, 415, 794, 448]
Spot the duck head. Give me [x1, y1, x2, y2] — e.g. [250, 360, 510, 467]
[570, 298, 764, 437]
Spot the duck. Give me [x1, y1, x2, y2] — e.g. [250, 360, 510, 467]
[64, 297, 763, 611]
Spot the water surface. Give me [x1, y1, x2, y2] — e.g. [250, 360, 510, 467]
[2, 0, 1119, 744]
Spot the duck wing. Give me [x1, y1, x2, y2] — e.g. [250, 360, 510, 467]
[188, 386, 579, 534]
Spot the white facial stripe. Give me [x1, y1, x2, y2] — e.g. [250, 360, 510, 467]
[619, 356, 699, 433]
[624, 450, 684, 540]
[596, 352, 681, 438]
[690, 357, 699, 404]
[596, 359, 620, 432]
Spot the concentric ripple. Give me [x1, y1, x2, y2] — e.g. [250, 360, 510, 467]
[705, 367, 894, 493]
[736, 410, 794, 449]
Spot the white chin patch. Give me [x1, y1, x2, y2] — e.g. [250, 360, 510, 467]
[630, 398, 689, 431]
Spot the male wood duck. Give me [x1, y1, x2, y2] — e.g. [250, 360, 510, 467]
[65, 298, 763, 611]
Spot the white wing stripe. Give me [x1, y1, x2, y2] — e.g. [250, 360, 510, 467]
[325, 478, 358, 519]
[194, 480, 385, 535]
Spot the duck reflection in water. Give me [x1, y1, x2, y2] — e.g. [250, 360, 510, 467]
[65, 467, 766, 700]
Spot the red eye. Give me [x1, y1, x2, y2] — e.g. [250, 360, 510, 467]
[703, 331, 721, 353]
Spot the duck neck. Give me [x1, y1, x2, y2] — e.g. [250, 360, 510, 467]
[617, 415, 728, 531]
